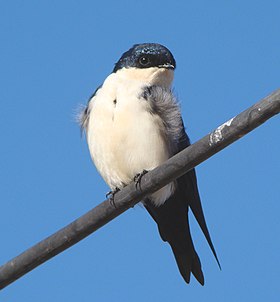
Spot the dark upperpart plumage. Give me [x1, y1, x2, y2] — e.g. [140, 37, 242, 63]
[142, 86, 220, 285]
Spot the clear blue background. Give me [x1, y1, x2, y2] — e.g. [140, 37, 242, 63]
[0, 1, 279, 301]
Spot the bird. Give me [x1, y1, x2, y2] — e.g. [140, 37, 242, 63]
[79, 43, 220, 285]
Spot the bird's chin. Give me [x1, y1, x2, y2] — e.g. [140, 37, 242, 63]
[151, 68, 174, 87]
[117, 67, 174, 88]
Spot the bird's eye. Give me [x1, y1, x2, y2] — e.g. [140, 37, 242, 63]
[139, 56, 150, 66]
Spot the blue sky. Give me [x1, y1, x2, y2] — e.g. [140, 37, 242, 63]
[0, 1, 279, 301]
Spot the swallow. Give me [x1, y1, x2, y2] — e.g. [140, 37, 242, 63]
[79, 43, 220, 285]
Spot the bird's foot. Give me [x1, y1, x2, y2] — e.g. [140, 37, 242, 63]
[106, 187, 120, 208]
[134, 170, 148, 191]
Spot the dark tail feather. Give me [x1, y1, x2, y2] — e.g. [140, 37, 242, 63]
[191, 250, 205, 285]
[177, 128, 220, 269]
[144, 195, 205, 285]
[184, 170, 221, 269]
[171, 247, 191, 284]
[171, 245, 204, 285]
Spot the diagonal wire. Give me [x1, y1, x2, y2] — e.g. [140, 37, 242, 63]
[0, 88, 279, 290]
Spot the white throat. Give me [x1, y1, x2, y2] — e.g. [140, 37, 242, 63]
[115, 67, 174, 88]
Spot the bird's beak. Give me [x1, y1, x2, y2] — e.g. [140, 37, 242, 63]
[159, 63, 175, 70]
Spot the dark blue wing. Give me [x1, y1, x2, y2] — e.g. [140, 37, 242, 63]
[144, 122, 219, 285]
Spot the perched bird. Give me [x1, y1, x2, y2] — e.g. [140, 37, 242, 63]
[79, 43, 219, 285]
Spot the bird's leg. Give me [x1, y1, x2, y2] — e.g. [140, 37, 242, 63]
[106, 187, 120, 208]
[134, 169, 148, 191]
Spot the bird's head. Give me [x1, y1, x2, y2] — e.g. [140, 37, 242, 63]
[113, 43, 176, 87]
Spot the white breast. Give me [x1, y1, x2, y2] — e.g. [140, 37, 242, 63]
[86, 67, 175, 205]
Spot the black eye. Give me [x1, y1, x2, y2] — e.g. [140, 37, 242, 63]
[139, 55, 150, 66]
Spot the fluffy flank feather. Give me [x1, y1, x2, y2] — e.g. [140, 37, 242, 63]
[75, 104, 90, 136]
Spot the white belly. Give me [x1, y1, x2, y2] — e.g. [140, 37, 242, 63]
[86, 73, 174, 205]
